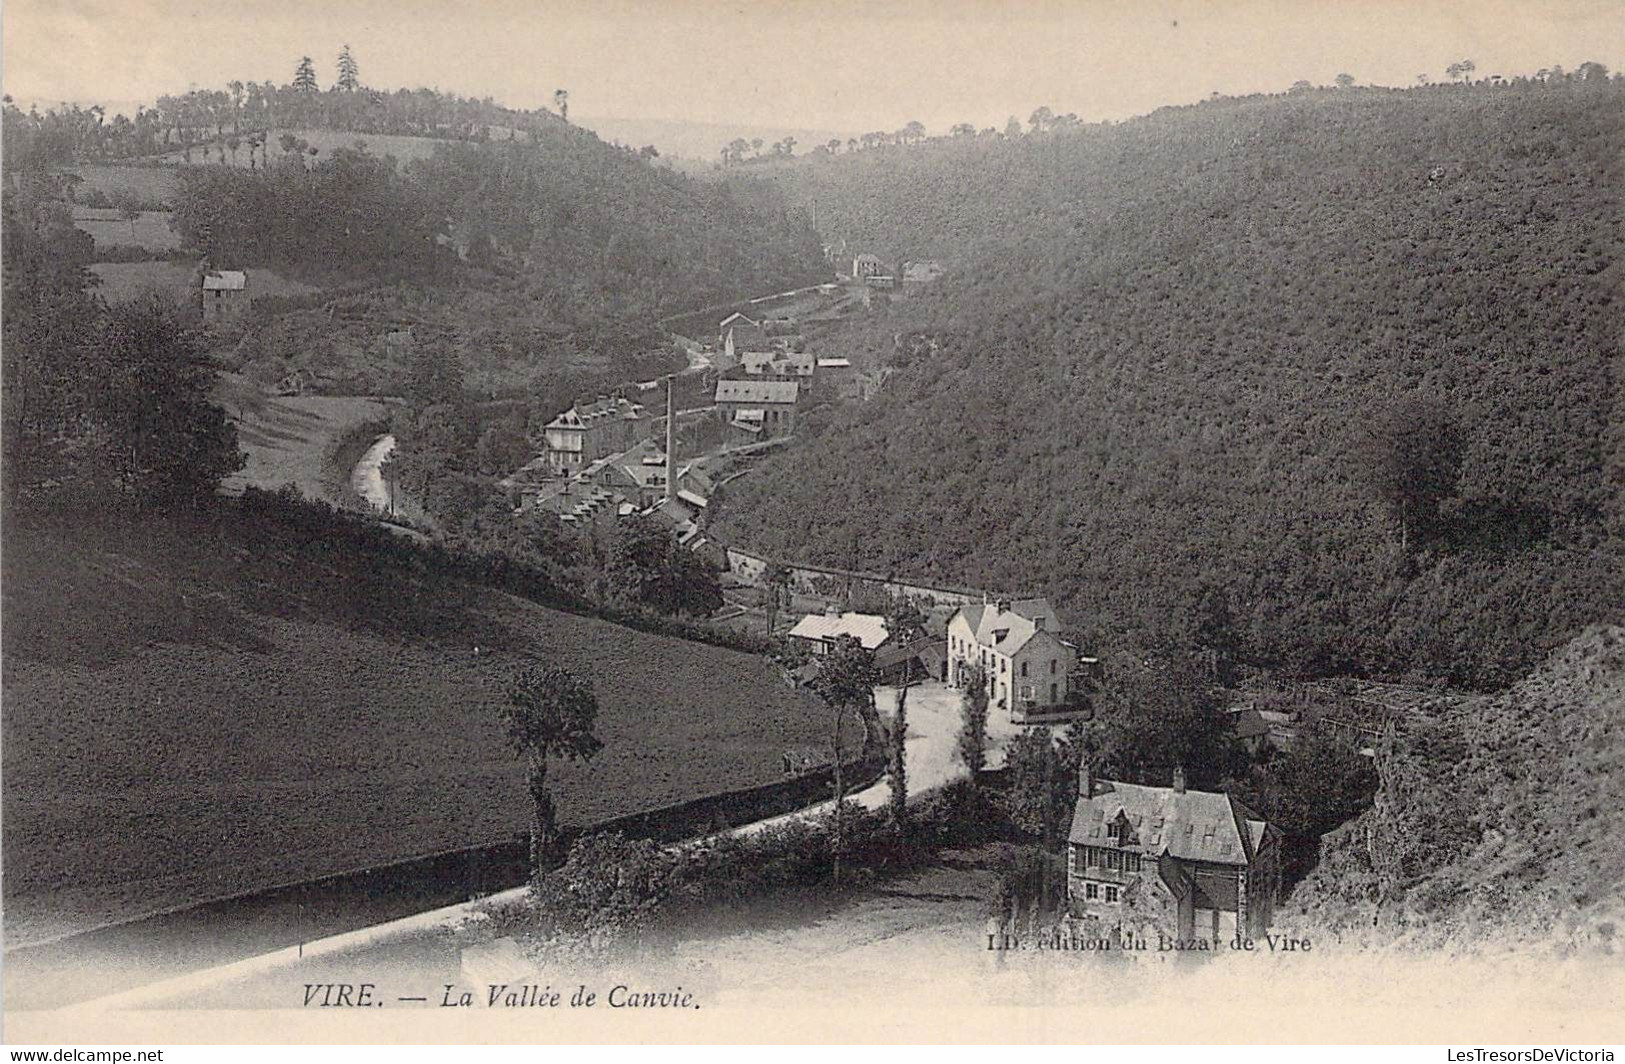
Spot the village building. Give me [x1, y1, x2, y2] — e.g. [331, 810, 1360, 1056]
[719, 312, 770, 368]
[587, 437, 669, 509]
[200, 268, 248, 323]
[945, 597, 1077, 721]
[1066, 766, 1281, 945]
[851, 253, 884, 280]
[714, 379, 800, 439]
[787, 609, 890, 657]
[900, 260, 946, 290]
[741, 349, 816, 378]
[875, 636, 949, 686]
[522, 477, 628, 535]
[541, 395, 647, 476]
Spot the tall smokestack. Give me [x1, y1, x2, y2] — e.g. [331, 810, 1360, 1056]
[665, 374, 676, 504]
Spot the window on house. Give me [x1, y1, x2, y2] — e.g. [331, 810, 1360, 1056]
[1085, 883, 1098, 900]
[1051, 682, 1058, 704]
[1104, 886, 1119, 903]
[1050, 659, 1057, 675]
[1021, 661, 1028, 677]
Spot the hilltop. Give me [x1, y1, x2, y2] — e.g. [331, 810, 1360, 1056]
[5, 86, 829, 400]
[716, 81, 1625, 688]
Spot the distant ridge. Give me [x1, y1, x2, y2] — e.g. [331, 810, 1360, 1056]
[580, 114, 854, 163]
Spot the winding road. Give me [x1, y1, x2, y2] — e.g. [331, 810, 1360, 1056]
[350, 433, 396, 512]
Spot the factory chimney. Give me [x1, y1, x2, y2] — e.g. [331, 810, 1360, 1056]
[665, 374, 676, 505]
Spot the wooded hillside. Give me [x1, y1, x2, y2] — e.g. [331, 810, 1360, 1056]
[717, 82, 1625, 688]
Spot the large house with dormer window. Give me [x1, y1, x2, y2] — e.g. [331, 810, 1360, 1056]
[541, 395, 647, 476]
[1067, 765, 1280, 944]
[945, 598, 1076, 721]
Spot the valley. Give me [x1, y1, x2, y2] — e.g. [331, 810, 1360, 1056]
[4, 46, 1622, 1034]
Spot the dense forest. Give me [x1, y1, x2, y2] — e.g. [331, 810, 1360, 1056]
[718, 79, 1625, 689]
[164, 132, 825, 324]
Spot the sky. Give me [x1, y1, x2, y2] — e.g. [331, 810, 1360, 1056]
[5, 0, 1623, 144]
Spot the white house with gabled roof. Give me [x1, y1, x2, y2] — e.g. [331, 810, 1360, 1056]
[945, 597, 1075, 720]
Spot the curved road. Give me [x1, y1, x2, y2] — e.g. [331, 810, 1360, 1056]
[350, 433, 396, 512]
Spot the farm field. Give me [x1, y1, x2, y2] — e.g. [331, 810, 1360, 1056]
[63, 163, 179, 205]
[215, 373, 390, 505]
[89, 260, 319, 306]
[0, 514, 828, 949]
[74, 208, 181, 252]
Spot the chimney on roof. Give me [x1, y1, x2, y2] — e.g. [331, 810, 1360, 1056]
[1080, 757, 1094, 799]
[825, 603, 842, 617]
[994, 598, 1010, 614]
[1172, 765, 1186, 794]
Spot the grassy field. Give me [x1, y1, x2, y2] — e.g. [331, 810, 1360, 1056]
[1, 513, 828, 948]
[214, 373, 390, 505]
[64, 164, 179, 206]
[75, 208, 181, 252]
[89, 260, 319, 306]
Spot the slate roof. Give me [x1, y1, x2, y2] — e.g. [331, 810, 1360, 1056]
[1067, 780, 1269, 868]
[201, 270, 247, 291]
[875, 636, 947, 672]
[546, 395, 644, 430]
[787, 611, 890, 651]
[951, 598, 1062, 656]
[716, 379, 800, 405]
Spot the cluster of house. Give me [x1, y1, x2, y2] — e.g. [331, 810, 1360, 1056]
[849, 254, 945, 293]
[712, 312, 892, 441]
[499, 383, 719, 559]
[785, 595, 1091, 723]
[787, 592, 1282, 944]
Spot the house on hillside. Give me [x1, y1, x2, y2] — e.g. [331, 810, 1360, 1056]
[523, 477, 628, 535]
[199, 268, 248, 323]
[1067, 765, 1281, 944]
[902, 260, 945, 287]
[719, 313, 769, 368]
[714, 378, 799, 439]
[787, 608, 890, 657]
[851, 253, 884, 280]
[946, 597, 1078, 721]
[542, 395, 647, 476]
[741, 349, 815, 378]
[587, 437, 668, 508]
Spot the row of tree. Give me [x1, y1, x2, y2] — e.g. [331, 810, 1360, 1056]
[0, 46, 572, 170]
[719, 62, 1620, 168]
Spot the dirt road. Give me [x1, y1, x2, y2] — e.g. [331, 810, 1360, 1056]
[733, 680, 1020, 836]
[350, 433, 396, 512]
